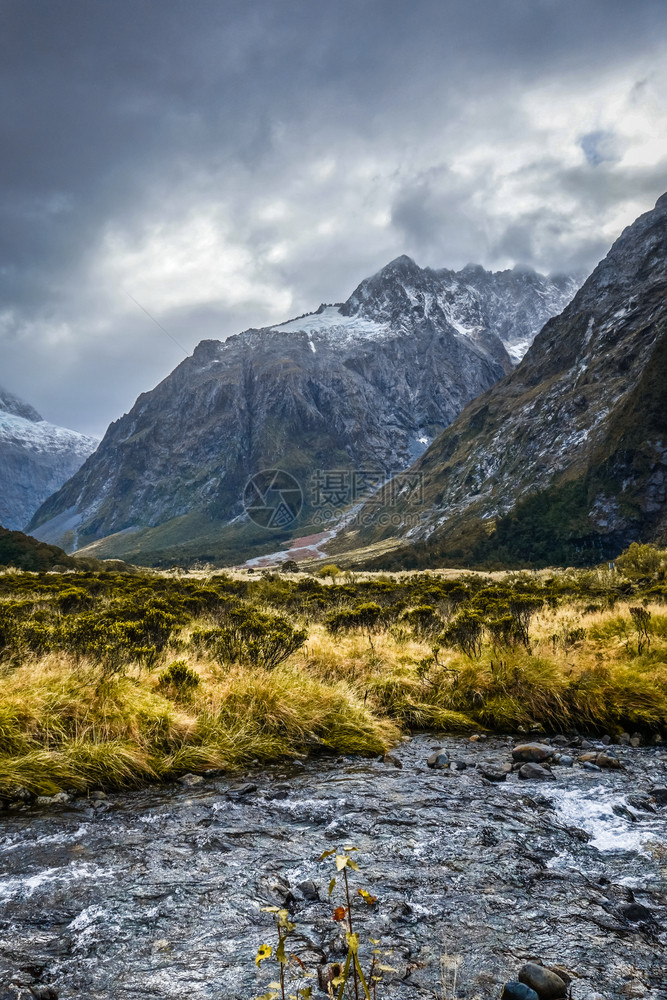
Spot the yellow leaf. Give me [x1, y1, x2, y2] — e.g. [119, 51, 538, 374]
[345, 932, 360, 954]
[328, 877, 336, 897]
[255, 944, 272, 967]
[260, 906, 280, 913]
[346, 859, 359, 871]
[357, 889, 377, 905]
[335, 855, 348, 871]
[377, 964, 398, 972]
[319, 848, 337, 861]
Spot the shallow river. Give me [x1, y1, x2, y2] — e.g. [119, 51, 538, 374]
[0, 736, 666, 999]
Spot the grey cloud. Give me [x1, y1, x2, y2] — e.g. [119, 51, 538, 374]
[0, 0, 666, 433]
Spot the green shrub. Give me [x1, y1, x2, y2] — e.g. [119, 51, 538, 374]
[159, 660, 201, 693]
[325, 602, 387, 636]
[400, 604, 442, 639]
[202, 606, 307, 670]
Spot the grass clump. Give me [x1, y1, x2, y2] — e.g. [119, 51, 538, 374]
[0, 548, 665, 797]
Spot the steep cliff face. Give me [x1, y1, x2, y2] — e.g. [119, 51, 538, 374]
[336, 194, 667, 568]
[28, 257, 576, 562]
[0, 390, 97, 531]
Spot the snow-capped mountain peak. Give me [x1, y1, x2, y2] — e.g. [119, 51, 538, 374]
[0, 389, 98, 531]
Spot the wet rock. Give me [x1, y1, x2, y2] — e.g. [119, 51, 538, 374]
[518, 962, 567, 999]
[318, 962, 344, 991]
[551, 735, 569, 747]
[501, 982, 539, 1000]
[177, 774, 204, 788]
[427, 750, 450, 769]
[297, 879, 320, 901]
[481, 767, 508, 782]
[630, 732, 643, 747]
[382, 753, 402, 768]
[227, 782, 257, 799]
[512, 743, 553, 763]
[35, 792, 69, 806]
[518, 763, 555, 781]
[619, 901, 651, 922]
[612, 802, 637, 822]
[90, 790, 107, 801]
[266, 786, 289, 800]
[580, 739, 593, 749]
[649, 786, 667, 806]
[600, 734, 612, 745]
[553, 755, 574, 768]
[9, 787, 32, 803]
[30, 987, 58, 999]
[10, 973, 34, 987]
[626, 793, 655, 813]
[449, 760, 468, 771]
[619, 732, 631, 746]
[579, 753, 623, 770]
[595, 753, 623, 770]
[582, 761, 601, 772]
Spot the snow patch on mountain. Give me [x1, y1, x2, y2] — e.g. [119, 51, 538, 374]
[0, 393, 98, 531]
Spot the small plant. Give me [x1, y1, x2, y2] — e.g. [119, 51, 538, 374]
[629, 606, 651, 654]
[319, 564, 342, 585]
[254, 907, 313, 1000]
[158, 659, 200, 694]
[441, 610, 484, 659]
[319, 846, 394, 999]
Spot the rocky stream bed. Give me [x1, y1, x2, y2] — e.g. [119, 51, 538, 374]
[0, 735, 665, 1000]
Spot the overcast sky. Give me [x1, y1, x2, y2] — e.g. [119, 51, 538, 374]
[1, 0, 666, 436]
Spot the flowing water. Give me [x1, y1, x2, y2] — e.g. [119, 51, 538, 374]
[0, 736, 666, 999]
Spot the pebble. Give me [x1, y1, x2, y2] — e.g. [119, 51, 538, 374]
[177, 774, 204, 788]
[518, 962, 567, 999]
[296, 879, 320, 901]
[554, 754, 574, 768]
[382, 753, 402, 768]
[579, 752, 622, 770]
[582, 761, 602, 772]
[501, 982, 539, 1000]
[426, 750, 450, 769]
[518, 763, 555, 781]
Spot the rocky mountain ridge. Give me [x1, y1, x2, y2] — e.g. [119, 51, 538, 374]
[28, 257, 577, 563]
[334, 193, 667, 567]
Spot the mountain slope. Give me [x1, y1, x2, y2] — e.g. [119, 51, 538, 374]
[334, 194, 667, 568]
[0, 390, 98, 531]
[28, 257, 576, 563]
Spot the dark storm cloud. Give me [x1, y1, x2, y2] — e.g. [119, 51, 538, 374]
[1, 0, 666, 433]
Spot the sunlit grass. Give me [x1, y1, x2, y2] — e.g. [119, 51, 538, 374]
[0, 579, 665, 796]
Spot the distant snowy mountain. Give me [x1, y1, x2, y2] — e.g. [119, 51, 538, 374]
[0, 389, 98, 531]
[29, 257, 577, 563]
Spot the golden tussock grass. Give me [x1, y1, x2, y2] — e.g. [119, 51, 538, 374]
[0, 597, 665, 796]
